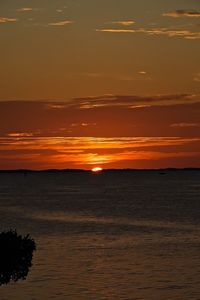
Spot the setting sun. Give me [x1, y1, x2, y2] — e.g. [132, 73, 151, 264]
[91, 167, 103, 173]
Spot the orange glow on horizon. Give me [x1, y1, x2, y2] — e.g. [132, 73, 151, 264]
[92, 167, 103, 172]
[0, 136, 200, 170]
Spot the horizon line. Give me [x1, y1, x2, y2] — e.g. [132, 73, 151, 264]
[0, 167, 200, 173]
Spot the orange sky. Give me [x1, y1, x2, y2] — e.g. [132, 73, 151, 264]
[0, 0, 200, 169]
[0, 100, 200, 169]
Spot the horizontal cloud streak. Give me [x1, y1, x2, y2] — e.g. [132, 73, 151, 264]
[96, 29, 135, 33]
[163, 10, 200, 18]
[0, 97, 200, 169]
[48, 20, 74, 26]
[0, 17, 18, 23]
[108, 21, 135, 26]
[17, 7, 33, 12]
[0, 136, 199, 169]
[170, 123, 200, 128]
[0, 99, 200, 140]
[97, 27, 200, 40]
[71, 93, 196, 109]
[2, 137, 198, 151]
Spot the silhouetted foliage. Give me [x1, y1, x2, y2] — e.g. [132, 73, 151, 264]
[0, 230, 36, 285]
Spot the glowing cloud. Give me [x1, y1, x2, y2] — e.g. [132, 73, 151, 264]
[109, 21, 135, 26]
[73, 93, 197, 109]
[0, 136, 200, 169]
[96, 29, 135, 33]
[48, 20, 74, 26]
[97, 27, 200, 39]
[0, 17, 18, 23]
[17, 8, 33, 12]
[163, 10, 200, 18]
[138, 71, 147, 75]
[7, 133, 34, 137]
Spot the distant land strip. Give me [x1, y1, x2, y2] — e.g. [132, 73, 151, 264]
[0, 168, 200, 173]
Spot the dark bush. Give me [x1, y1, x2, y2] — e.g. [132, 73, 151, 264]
[0, 230, 36, 285]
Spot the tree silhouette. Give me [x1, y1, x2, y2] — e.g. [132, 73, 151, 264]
[0, 230, 36, 285]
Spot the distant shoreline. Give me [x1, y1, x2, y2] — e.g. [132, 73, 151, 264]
[0, 168, 200, 173]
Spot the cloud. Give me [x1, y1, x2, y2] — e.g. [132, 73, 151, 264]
[17, 8, 33, 12]
[138, 71, 147, 75]
[96, 27, 200, 39]
[96, 29, 135, 33]
[40, 93, 198, 111]
[0, 17, 18, 23]
[0, 99, 200, 169]
[70, 123, 97, 127]
[163, 10, 200, 18]
[1, 137, 198, 151]
[48, 20, 74, 26]
[46, 104, 67, 110]
[1, 136, 200, 168]
[7, 133, 34, 137]
[71, 93, 196, 109]
[170, 123, 200, 128]
[1, 99, 200, 140]
[108, 21, 135, 26]
[141, 28, 200, 40]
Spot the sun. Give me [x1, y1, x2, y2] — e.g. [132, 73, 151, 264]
[91, 167, 103, 173]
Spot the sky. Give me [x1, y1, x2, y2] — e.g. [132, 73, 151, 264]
[0, 0, 200, 169]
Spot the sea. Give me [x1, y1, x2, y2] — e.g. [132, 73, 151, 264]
[0, 170, 200, 300]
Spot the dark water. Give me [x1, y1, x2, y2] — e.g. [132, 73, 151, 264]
[0, 170, 200, 299]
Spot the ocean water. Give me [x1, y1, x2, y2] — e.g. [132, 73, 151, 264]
[0, 170, 200, 300]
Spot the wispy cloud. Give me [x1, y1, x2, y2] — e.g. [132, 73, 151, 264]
[48, 20, 74, 26]
[43, 93, 198, 110]
[17, 7, 33, 12]
[71, 93, 196, 109]
[1, 136, 199, 168]
[0, 17, 18, 23]
[170, 123, 200, 128]
[163, 10, 200, 18]
[7, 133, 34, 137]
[97, 27, 200, 39]
[140, 28, 200, 40]
[138, 71, 147, 75]
[108, 21, 135, 26]
[70, 123, 97, 128]
[96, 29, 135, 33]
[46, 104, 67, 110]
[1, 137, 199, 151]
[1, 99, 199, 141]
[0, 98, 199, 169]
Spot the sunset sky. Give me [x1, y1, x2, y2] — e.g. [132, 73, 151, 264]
[0, 0, 200, 169]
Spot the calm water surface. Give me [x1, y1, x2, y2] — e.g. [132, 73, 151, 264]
[0, 170, 200, 299]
